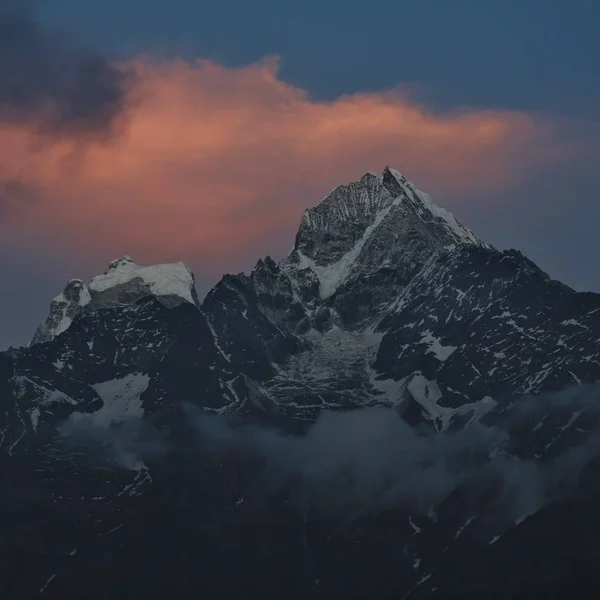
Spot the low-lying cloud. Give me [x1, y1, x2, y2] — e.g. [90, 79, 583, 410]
[59, 413, 167, 471]
[56, 382, 600, 532]
[181, 384, 600, 522]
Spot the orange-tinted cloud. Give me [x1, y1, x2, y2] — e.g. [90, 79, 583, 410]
[0, 55, 575, 274]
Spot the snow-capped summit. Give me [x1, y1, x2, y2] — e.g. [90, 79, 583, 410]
[89, 256, 199, 308]
[32, 257, 200, 344]
[283, 166, 488, 301]
[381, 167, 487, 247]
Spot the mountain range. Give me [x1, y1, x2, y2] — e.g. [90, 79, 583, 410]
[2, 167, 600, 599]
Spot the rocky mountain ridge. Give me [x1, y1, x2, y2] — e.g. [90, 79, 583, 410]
[3, 166, 600, 599]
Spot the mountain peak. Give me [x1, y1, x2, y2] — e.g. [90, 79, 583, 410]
[382, 165, 405, 180]
[104, 255, 136, 273]
[296, 167, 486, 250]
[284, 167, 488, 300]
[89, 257, 198, 307]
[31, 258, 200, 345]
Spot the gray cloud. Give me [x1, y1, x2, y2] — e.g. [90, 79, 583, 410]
[58, 414, 168, 470]
[0, 0, 133, 136]
[182, 385, 600, 522]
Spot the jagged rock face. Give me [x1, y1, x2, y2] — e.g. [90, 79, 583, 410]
[294, 169, 485, 273]
[31, 279, 91, 345]
[373, 247, 598, 414]
[200, 167, 503, 417]
[6, 298, 264, 459]
[200, 168, 600, 424]
[4, 166, 600, 599]
[202, 272, 307, 382]
[278, 167, 488, 327]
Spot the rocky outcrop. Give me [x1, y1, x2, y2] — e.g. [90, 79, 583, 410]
[32, 256, 200, 344]
[31, 279, 91, 345]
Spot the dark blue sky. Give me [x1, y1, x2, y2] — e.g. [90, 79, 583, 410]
[1, 0, 599, 348]
[39, 0, 599, 117]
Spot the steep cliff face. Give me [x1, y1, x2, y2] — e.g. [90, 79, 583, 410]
[278, 167, 488, 326]
[3, 167, 600, 599]
[31, 278, 91, 345]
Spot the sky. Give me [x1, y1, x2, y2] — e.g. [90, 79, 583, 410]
[0, 0, 599, 348]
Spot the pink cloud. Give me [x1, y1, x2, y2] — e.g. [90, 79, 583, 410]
[0, 55, 574, 275]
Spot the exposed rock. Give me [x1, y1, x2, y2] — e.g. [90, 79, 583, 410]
[32, 256, 200, 344]
[31, 279, 91, 345]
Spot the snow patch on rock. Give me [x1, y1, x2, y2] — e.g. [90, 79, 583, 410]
[406, 373, 496, 431]
[296, 195, 403, 299]
[31, 257, 200, 345]
[386, 168, 486, 247]
[70, 373, 149, 427]
[419, 330, 457, 362]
